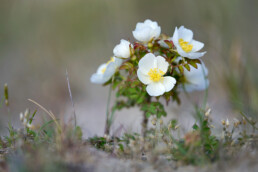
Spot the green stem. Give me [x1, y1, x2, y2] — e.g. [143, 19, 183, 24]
[142, 96, 151, 137]
[104, 83, 113, 135]
[202, 64, 209, 110]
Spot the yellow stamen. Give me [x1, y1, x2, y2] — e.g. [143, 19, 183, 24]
[179, 38, 193, 53]
[107, 57, 115, 65]
[148, 68, 165, 82]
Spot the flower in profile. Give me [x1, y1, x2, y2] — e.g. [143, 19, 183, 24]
[113, 39, 132, 59]
[137, 53, 176, 96]
[172, 26, 206, 59]
[90, 57, 123, 84]
[133, 19, 161, 43]
[182, 61, 209, 92]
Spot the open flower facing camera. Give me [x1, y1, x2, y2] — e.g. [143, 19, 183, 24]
[90, 19, 209, 135]
[137, 53, 176, 96]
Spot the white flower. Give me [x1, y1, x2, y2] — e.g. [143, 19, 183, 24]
[172, 26, 206, 59]
[133, 19, 161, 43]
[182, 61, 209, 92]
[113, 39, 132, 59]
[90, 57, 123, 84]
[137, 53, 176, 96]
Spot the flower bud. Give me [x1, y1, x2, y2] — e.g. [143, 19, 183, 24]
[147, 42, 153, 49]
[226, 118, 230, 127]
[175, 124, 180, 130]
[4, 83, 9, 106]
[205, 108, 211, 117]
[27, 123, 34, 129]
[242, 117, 247, 125]
[113, 39, 132, 59]
[131, 55, 137, 61]
[24, 109, 29, 118]
[132, 19, 161, 43]
[20, 113, 24, 121]
[23, 118, 27, 126]
[151, 118, 157, 126]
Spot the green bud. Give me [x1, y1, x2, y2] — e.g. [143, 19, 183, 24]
[147, 42, 153, 49]
[4, 83, 9, 106]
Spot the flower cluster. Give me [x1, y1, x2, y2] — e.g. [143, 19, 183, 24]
[91, 19, 209, 98]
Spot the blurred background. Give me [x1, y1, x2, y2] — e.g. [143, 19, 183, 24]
[0, 0, 257, 137]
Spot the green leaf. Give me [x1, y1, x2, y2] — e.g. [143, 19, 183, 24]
[29, 110, 37, 124]
[184, 64, 191, 71]
[118, 143, 124, 152]
[120, 62, 134, 70]
[189, 61, 198, 69]
[193, 59, 201, 64]
[192, 123, 199, 130]
[75, 126, 83, 140]
[141, 102, 167, 118]
[178, 65, 184, 74]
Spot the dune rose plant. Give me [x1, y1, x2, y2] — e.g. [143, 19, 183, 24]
[90, 19, 209, 135]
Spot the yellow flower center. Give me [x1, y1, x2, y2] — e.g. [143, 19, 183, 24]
[101, 57, 115, 74]
[101, 67, 106, 74]
[179, 38, 193, 53]
[148, 68, 165, 82]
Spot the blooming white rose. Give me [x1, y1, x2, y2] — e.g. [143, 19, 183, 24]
[137, 53, 176, 96]
[113, 39, 132, 59]
[182, 61, 209, 92]
[133, 19, 161, 43]
[90, 57, 123, 84]
[172, 26, 206, 59]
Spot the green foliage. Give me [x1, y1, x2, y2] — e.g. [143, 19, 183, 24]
[89, 136, 108, 150]
[141, 102, 166, 118]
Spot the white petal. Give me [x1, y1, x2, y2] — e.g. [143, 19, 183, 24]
[96, 63, 107, 74]
[185, 52, 206, 59]
[172, 27, 179, 44]
[144, 19, 158, 28]
[138, 53, 157, 74]
[156, 56, 169, 73]
[103, 62, 116, 79]
[183, 62, 209, 92]
[146, 82, 165, 97]
[114, 57, 123, 67]
[113, 39, 131, 58]
[162, 76, 176, 92]
[158, 40, 170, 48]
[152, 26, 161, 40]
[191, 40, 204, 52]
[132, 19, 161, 42]
[183, 79, 209, 92]
[174, 56, 183, 64]
[137, 69, 151, 85]
[178, 26, 193, 42]
[133, 27, 152, 43]
[176, 46, 189, 57]
[90, 73, 105, 84]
